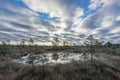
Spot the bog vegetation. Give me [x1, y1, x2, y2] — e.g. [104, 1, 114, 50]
[0, 35, 120, 80]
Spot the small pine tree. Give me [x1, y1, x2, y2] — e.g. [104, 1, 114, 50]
[52, 53, 59, 61]
[86, 35, 96, 69]
[28, 53, 36, 70]
[0, 41, 11, 56]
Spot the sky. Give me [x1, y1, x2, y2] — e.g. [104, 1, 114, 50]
[0, 0, 120, 44]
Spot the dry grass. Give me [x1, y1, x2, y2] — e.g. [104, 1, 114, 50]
[0, 55, 120, 80]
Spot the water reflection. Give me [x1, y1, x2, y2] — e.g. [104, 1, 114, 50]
[13, 52, 93, 65]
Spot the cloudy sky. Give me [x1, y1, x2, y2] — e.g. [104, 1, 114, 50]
[0, 0, 120, 44]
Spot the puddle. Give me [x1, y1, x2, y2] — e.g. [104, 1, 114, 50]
[13, 52, 94, 65]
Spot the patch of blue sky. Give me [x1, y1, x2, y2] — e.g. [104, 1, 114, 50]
[7, 0, 28, 8]
[76, 0, 103, 19]
[36, 12, 60, 21]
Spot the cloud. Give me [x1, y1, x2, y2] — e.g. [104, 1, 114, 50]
[88, 0, 107, 10]
[0, 0, 120, 44]
[75, 0, 120, 43]
[0, 0, 54, 41]
[23, 0, 84, 32]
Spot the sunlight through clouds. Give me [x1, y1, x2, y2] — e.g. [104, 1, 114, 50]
[0, 0, 120, 44]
